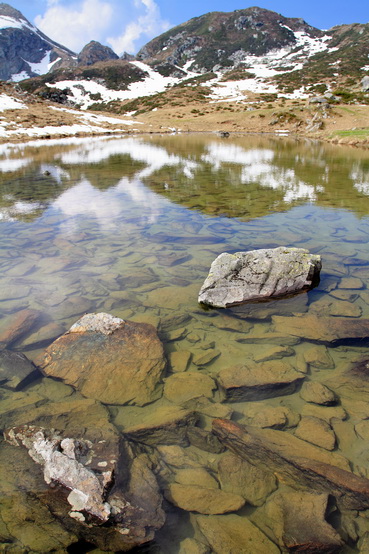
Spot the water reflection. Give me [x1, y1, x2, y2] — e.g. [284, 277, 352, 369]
[1, 135, 369, 223]
[54, 176, 164, 232]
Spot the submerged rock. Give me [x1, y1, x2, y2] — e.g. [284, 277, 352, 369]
[213, 419, 369, 510]
[123, 406, 199, 446]
[198, 247, 321, 308]
[5, 425, 112, 522]
[253, 488, 343, 552]
[294, 416, 336, 451]
[38, 313, 166, 405]
[218, 451, 277, 506]
[164, 372, 216, 404]
[0, 308, 41, 347]
[217, 360, 305, 402]
[0, 349, 39, 390]
[165, 483, 245, 515]
[300, 381, 337, 406]
[303, 345, 335, 369]
[195, 513, 280, 554]
[4, 421, 165, 551]
[272, 314, 369, 343]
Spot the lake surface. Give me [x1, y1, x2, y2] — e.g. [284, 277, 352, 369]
[1, 133, 369, 552]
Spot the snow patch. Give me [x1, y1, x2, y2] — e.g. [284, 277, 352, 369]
[50, 106, 141, 126]
[27, 51, 52, 76]
[0, 15, 23, 30]
[0, 94, 27, 111]
[11, 71, 30, 82]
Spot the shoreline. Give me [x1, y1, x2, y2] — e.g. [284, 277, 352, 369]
[1, 83, 369, 148]
[2, 127, 369, 149]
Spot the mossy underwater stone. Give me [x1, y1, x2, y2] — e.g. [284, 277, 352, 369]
[198, 247, 321, 308]
[195, 513, 280, 554]
[217, 360, 305, 402]
[165, 483, 245, 515]
[38, 313, 166, 405]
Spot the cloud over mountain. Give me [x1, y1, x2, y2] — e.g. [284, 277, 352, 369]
[34, 0, 170, 54]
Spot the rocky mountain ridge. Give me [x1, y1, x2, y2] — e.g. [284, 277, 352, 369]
[137, 6, 326, 74]
[0, 3, 76, 81]
[0, 3, 368, 113]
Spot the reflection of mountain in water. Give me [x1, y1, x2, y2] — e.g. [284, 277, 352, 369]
[1, 135, 369, 223]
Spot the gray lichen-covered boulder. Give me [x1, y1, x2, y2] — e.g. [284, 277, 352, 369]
[198, 247, 321, 308]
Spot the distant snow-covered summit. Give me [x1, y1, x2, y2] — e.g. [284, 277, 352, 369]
[0, 2, 77, 81]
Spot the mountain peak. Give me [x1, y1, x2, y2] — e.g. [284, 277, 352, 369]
[0, 2, 76, 81]
[78, 41, 118, 66]
[137, 6, 324, 73]
[0, 3, 29, 24]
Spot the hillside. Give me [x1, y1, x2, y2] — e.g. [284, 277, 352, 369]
[137, 6, 325, 74]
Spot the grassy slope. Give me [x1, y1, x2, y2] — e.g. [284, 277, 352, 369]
[1, 81, 369, 146]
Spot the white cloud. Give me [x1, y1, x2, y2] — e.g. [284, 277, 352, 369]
[35, 0, 114, 53]
[107, 0, 170, 54]
[34, 0, 170, 56]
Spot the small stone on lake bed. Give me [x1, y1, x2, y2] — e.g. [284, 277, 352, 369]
[300, 381, 337, 406]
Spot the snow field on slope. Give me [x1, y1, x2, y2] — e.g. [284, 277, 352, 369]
[46, 29, 333, 108]
[0, 94, 27, 111]
[46, 61, 184, 110]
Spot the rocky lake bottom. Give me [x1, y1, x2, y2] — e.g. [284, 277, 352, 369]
[1, 134, 369, 552]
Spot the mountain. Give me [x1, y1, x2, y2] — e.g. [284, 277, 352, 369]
[77, 41, 119, 66]
[137, 6, 325, 74]
[2, 3, 367, 113]
[0, 3, 77, 81]
[274, 22, 369, 95]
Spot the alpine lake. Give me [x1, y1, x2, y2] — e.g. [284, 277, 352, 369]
[1, 133, 369, 553]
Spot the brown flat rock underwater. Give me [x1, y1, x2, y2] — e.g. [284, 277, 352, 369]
[0, 308, 42, 348]
[38, 313, 166, 405]
[213, 419, 369, 510]
[165, 483, 246, 515]
[194, 513, 280, 554]
[217, 360, 305, 402]
[272, 313, 369, 343]
[252, 488, 343, 553]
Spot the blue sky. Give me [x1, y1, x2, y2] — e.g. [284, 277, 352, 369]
[9, 0, 369, 55]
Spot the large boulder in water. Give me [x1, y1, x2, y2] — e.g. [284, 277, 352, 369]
[38, 313, 166, 405]
[198, 247, 321, 308]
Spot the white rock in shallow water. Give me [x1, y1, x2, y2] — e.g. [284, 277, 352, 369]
[69, 312, 124, 335]
[5, 426, 112, 521]
[198, 247, 321, 308]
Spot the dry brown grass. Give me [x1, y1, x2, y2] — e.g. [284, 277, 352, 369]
[1, 80, 369, 146]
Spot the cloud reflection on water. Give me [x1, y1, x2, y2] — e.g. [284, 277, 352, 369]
[201, 142, 321, 203]
[53, 174, 165, 233]
[1, 135, 369, 225]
